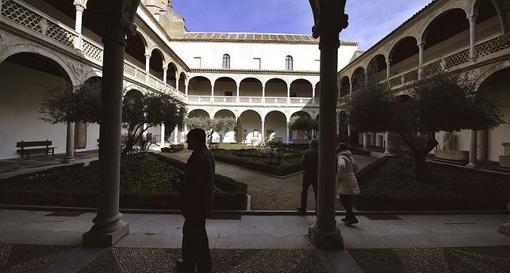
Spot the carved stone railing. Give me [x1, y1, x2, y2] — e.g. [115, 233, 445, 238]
[0, 0, 180, 97]
[186, 95, 318, 107]
[385, 34, 509, 89]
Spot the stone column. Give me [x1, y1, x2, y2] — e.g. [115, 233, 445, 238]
[211, 83, 215, 102]
[466, 129, 478, 168]
[383, 132, 394, 157]
[286, 119, 290, 143]
[185, 79, 189, 96]
[162, 67, 168, 84]
[261, 85, 265, 103]
[477, 130, 488, 161]
[362, 133, 368, 148]
[261, 119, 265, 143]
[160, 123, 165, 147]
[308, 0, 347, 249]
[386, 59, 391, 79]
[174, 126, 178, 144]
[469, 14, 478, 60]
[83, 0, 140, 246]
[145, 53, 151, 81]
[312, 84, 316, 98]
[62, 122, 75, 163]
[73, 0, 87, 49]
[418, 42, 425, 79]
[287, 85, 291, 103]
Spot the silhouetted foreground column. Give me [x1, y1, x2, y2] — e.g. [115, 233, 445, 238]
[308, 0, 348, 249]
[83, 0, 140, 247]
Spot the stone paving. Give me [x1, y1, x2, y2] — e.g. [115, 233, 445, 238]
[164, 151, 377, 210]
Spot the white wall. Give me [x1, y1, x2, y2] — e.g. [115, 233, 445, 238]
[0, 63, 67, 159]
[170, 39, 357, 72]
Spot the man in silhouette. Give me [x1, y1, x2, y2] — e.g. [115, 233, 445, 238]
[177, 128, 215, 273]
[297, 139, 318, 213]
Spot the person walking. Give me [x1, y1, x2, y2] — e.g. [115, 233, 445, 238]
[177, 128, 215, 273]
[336, 143, 360, 225]
[297, 139, 319, 213]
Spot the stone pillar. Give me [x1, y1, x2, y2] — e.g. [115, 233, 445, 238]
[287, 85, 291, 103]
[477, 130, 488, 161]
[362, 133, 368, 148]
[145, 53, 151, 81]
[261, 119, 265, 143]
[312, 83, 316, 98]
[466, 129, 478, 168]
[286, 120, 290, 143]
[260, 84, 264, 103]
[83, 0, 140, 246]
[62, 122, 75, 163]
[185, 80, 189, 96]
[173, 126, 178, 144]
[418, 42, 425, 79]
[160, 123, 165, 147]
[73, 0, 87, 49]
[308, 0, 347, 249]
[211, 83, 215, 102]
[383, 132, 394, 157]
[386, 59, 391, 79]
[469, 14, 478, 60]
[162, 67, 168, 84]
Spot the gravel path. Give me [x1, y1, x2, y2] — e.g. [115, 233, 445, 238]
[164, 151, 377, 210]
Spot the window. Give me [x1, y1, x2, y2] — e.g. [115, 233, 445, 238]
[222, 54, 230, 69]
[285, 55, 293, 70]
[193, 57, 202, 68]
[253, 58, 261, 69]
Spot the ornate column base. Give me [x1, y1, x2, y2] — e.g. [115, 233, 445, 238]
[82, 216, 129, 247]
[61, 157, 75, 164]
[308, 224, 343, 249]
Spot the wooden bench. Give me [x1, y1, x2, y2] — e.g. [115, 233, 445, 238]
[16, 140, 56, 158]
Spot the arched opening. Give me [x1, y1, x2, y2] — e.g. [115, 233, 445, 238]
[188, 76, 212, 96]
[289, 111, 314, 143]
[239, 78, 262, 97]
[222, 54, 231, 69]
[178, 73, 186, 93]
[474, 0, 503, 41]
[265, 111, 287, 143]
[239, 110, 262, 145]
[214, 77, 237, 97]
[149, 48, 164, 80]
[422, 9, 469, 65]
[351, 67, 365, 92]
[476, 67, 510, 163]
[74, 76, 102, 150]
[367, 54, 387, 82]
[265, 78, 287, 97]
[339, 76, 350, 97]
[285, 55, 293, 71]
[0, 52, 73, 159]
[188, 109, 210, 119]
[166, 63, 177, 88]
[214, 110, 236, 143]
[389, 36, 419, 77]
[125, 31, 147, 70]
[290, 79, 313, 97]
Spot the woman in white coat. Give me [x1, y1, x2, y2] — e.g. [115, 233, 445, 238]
[336, 143, 360, 225]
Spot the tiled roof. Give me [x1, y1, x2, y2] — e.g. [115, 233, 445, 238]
[174, 32, 358, 46]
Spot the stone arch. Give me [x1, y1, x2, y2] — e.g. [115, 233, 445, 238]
[367, 54, 387, 82]
[315, 82, 320, 98]
[0, 43, 79, 86]
[239, 110, 263, 145]
[125, 31, 147, 69]
[339, 76, 350, 97]
[239, 77, 263, 97]
[290, 79, 313, 97]
[188, 109, 211, 119]
[265, 78, 287, 97]
[264, 110, 287, 142]
[289, 111, 315, 143]
[166, 62, 178, 88]
[214, 77, 237, 97]
[178, 72, 187, 93]
[351, 67, 366, 91]
[472, 0, 504, 37]
[149, 48, 165, 80]
[388, 36, 419, 76]
[475, 60, 510, 90]
[188, 76, 212, 96]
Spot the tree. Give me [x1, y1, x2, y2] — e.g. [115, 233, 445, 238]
[235, 118, 244, 143]
[348, 72, 503, 182]
[289, 116, 318, 140]
[185, 116, 211, 131]
[212, 117, 236, 133]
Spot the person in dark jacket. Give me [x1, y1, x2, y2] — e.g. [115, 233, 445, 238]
[297, 139, 318, 213]
[177, 128, 215, 273]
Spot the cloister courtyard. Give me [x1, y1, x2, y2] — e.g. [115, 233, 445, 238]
[1, 0, 510, 272]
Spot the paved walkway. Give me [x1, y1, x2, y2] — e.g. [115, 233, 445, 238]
[0, 209, 509, 272]
[164, 151, 377, 210]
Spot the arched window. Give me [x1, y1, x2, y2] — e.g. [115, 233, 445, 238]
[222, 54, 230, 69]
[285, 55, 293, 70]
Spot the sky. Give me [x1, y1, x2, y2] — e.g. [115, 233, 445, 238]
[172, 0, 434, 51]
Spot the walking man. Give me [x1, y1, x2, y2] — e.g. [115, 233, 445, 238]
[177, 128, 215, 273]
[297, 139, 318, 213]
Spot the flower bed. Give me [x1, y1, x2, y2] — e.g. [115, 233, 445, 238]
[212, 148, 303, 176]
[355, 155, 510, 211]
[0, 153, 247, 210]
